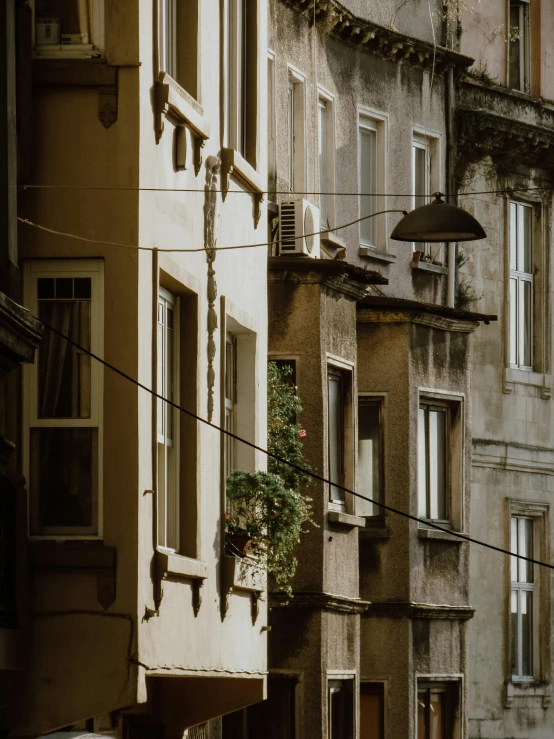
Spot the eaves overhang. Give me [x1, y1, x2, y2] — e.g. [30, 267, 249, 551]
[280, 0, 474, 71]
[457, 79, 554, 171]
[357, 295, 497, 333]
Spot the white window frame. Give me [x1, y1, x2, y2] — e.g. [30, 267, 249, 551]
[509, 0, 531, 93]
[415, 675, 462, 739]
[268, 50, 277, 188]
[510, 515, 534, 681]
[287, 65, 306, 193]
[509, 201, 533, 370]
[356, 393, 386, 519]
[318, 88, 336, 232]
[157, 287, 180, 551]
[225, 0, 248, 156]
[417, 391, 464, 530]
[327, 355, 354, 514]
[358, 107, 387, 253]
[159, 0, 177, 79]
[31, 0, 105, 58]
[412, 128, 442, 258]
[23, 260, 104, 540]
[225, 331, 237, 479]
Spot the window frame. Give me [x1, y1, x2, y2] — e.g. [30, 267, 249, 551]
[507, 500, 549, 687]
[508, 0, 531, 93]
[416, 678, 461, 739]
[318, 87, 336, 232]
[268, 50, 277, 190]
[356, 394, 386, 519]
[360, 682, 385, 739]
[157, 287, 180, 552]
[508, 200, 534, 371]
[31, 0, 105, 58]
[23, 260, 104, 540]
[327, 677, 355, 739]
[357, 107, 387, 254]
[417, 392, 464, 531]
[412, 129, 442, 259]
[327, 358, 354, 513]
[287, 65, 307, 193]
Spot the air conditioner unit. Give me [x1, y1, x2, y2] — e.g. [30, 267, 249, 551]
[278, 198, 321, 258]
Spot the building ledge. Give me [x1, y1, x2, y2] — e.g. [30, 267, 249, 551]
[364, 601, 475, 620]
[270, 590, 370, 614]
[417, 527, 467, 543]
[157, 550, 208, 581]
[411, 260, 448, 275]
[503, 367, 552, 399]
[505, 681, 552, 708]
[0, 292, 43, 376]
[360, 525, 390, 539]
[327, 510, 366, 528]
[223, 555, 266, 594]
[221, 148, 264, 226]
[359, 246, 397, 263]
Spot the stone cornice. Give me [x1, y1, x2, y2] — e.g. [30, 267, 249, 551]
[364, 601, 475, 620]
[280, 0, 473, 71]
[0, 292, 43, 377]
[270, 590, 370, 614]
[457, 79, 554, 171]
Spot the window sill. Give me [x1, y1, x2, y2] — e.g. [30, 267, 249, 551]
[503, 367, 552, 399]
[358, 246, 396, 263]
[411, 260, 448, 275]
[33, 45, 104, 60]
[505, 681, 552, 708]
[327, 510, 367, 528]
[222, 555, 266, 593]
[221, 148, 264, 226]
[157, 72, 210, 140]
[417, 527, 467, 543]
[156, 550, 208, 581]
[321, 231, 346, 250]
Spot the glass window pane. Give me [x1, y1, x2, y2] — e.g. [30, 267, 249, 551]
[521, 204, 532, 273]
[429, 410, 446, 520]
[328, 375, 343, 501]
[414, 145, 427, 207]
[518, 518, 533, 583]
[510, 517, 518, 582]
[38, 300, 91, 419]
[509, 4, 521, 90]
[157, 303, 164, 439]
[521, 591, 533, 676]
[429, 690, 445, 739]
[521, 280, 532, 367]
[37, 277, 55, 299]
[358, 402, 381, 516]
[509, 278, 518, 366]
[360, 126, 377, 245]
[511, 589, 519, 676]
[288, 83, 294, 188]
[166, 309, 174, 442]
[30, 427, 97, 534]
[509, 202, 517, 270]
[55, 277, 73, 299]
[417, 690, 427, 739]
[319, 100, 328, 229]
[418, 408, 427, 517]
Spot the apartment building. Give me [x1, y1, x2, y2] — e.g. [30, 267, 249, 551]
[457, 2, 554, 737]
[5, 0, 269, 736]
[254, 1, 495, 737]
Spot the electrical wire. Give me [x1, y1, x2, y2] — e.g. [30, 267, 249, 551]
[34, 315, 554, 573]
[18, 183, 554, 198]
[17, 209, 407, 254]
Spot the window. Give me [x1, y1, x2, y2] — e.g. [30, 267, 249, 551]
[287, 67, 306, 193]
[224, 676, 297, 738]
[225, 332, 237, 479]
[32, 0, 104, 57]
[159, 0, 199, 98]
[358, 112, 386, 252]
[413, 138, 430, 210]
[509, 201, 533, 369]
[318, 93, 335, 231]
[509, 0, 530, 93]
[328, 368, 345, 505]
[360, 683, 384, 739]
[328, 680, 354, 739]
[418, 403, 448, 521]
[25, 261, 103, 537]
[510, 516, 534, 680]
[157, 289, 179, 550]
[268, 52, 276, 190]
[357, 398, 384, 518]
[417, 682, 459, 739]
[225, 0, 257, 165]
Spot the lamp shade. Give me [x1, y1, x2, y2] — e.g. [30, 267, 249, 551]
[390, 193, 486, 243]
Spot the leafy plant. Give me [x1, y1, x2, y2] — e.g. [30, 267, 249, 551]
[226, 362, 315, 594]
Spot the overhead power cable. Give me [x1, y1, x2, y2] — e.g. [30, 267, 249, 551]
[18, 183, 554, 198]
[17, 209, 407, 254]
[34, 316, 554, 573]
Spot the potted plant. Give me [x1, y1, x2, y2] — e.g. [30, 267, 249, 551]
[225, 362, 315, 594]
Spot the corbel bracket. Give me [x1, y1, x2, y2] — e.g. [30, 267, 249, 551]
[220, 148, 265, 227]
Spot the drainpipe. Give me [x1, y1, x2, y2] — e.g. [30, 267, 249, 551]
[445, 63, 457, 308]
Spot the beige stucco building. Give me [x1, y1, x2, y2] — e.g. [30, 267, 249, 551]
[3, 0, 270, 736]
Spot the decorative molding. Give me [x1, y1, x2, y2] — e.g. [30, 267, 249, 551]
[502, 367, 552, 399]
[270, 590, 370, 614]
[203, 156, 221, 422]
[363, 601, 475, 620]
[472, 438, 554, 476]
[357, 307, 479, 334]
[0, 291, 43, 377]
[505, 681, 552, 709]
[281, 0, 473, 71]
[220, 148, 264, 227]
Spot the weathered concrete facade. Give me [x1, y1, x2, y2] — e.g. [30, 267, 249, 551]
[457, 3, 554, 736]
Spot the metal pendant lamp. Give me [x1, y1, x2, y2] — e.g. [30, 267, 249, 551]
[390, 192, 487, 243]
